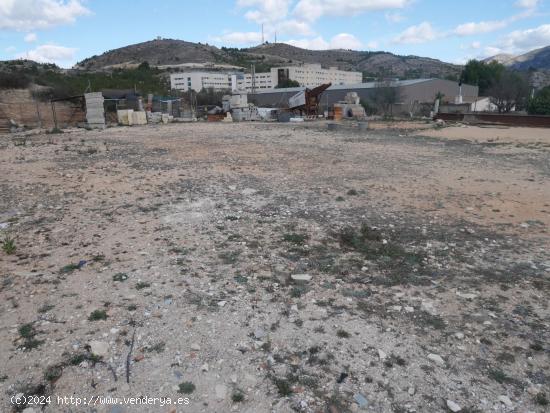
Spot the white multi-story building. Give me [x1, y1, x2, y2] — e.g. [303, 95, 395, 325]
[170, 72, 239, 92]
[268, 64, 362, 89]
[170, 64, 363, 93]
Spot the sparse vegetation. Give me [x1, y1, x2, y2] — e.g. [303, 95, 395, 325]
[135, 281, 151, 290]
[283, 233, 308, 245]
[88, 310, 108, 321]
[2, 234, 16, 255]
[178, 381, 196, 394]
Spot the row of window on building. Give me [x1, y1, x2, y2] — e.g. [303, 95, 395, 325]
[170, 64, 362, 93]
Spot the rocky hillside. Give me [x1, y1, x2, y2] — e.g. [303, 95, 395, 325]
[75, 38, 462, 80]
[246, 43, 462, 79]
[506, 45, 550, 71]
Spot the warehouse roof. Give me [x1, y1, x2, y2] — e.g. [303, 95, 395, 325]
[251, 79, 439, 95]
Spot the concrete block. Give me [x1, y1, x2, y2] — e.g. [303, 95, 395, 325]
[131, 111, 147, 125]
[117, 109, 134, 126]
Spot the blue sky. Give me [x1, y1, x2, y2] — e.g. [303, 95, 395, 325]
[1, 0, 549, 68]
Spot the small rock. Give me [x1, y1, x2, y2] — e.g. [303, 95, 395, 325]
[353, 393, 368, 408]
[404, 306, 414, 313]
[455, 332, 465, 340]
[421, 300, 438, 316]
[378, 349, 387, 360]
[408, 386, 416, 396]
[90, 340, 109, 357]
[254, 328, 266, 340]
[217, 301, 227, 307]
[201, 363, 209, 372]
[498, 395, 512, 407]
[215, 384, 227, 401]
[230, 374, 238, 384]
[456, 291, 477, 300]
[190, 343, 201, 351]
[427, 353, 445, 366]
[446, 400, 461, 412]
[291, 274, 312, 283]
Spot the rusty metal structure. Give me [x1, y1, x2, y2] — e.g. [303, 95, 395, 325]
[288, 83, 331, 116]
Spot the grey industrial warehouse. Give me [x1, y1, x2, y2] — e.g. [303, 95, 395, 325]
[248, 78, 479, 115]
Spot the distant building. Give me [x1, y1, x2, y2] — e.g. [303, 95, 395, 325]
[249, 78, 479, 116]
[170, 63, 362, 93]
[170, 72, 238, 92]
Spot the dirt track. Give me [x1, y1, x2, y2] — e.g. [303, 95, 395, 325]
[1, 122, 548, 412]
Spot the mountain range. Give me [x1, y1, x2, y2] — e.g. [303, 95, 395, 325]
[75, 39, 463, 80]
[75, 40, 550, 84]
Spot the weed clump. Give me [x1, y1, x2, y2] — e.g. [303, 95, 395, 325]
[2, 234, 16, 255]
[17, 323, 44, 350]
[283, 233, 308, 245]
[88, 310, 108, 321]
[178, 382, 195, 394]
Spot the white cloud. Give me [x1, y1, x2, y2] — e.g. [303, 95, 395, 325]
[285, 33, 363, 50]
[515, 0, 539, 9]
[0, 0, 90, 31]
[238, 0, 293, 24]
[329, 33, 363, 49]
[393, 22, 437, 44]
[484, 46, 504, 56]
[276, 19, 314, 36]
[366, 40, 379, 49]
[5, 46, 17, 53]
[454, 20, 508, 36]
[17, 44, 77, 65]
[24, 32, 37, 42]
[385, 12, 405, 23]
[294, 0, 411, 22]
[285, 36, 329, 49]
[497, 24, 550, 52]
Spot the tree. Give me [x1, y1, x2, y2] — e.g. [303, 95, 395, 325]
[487, 70, 530, 113]
[370, 81, 401, 117]
[275, 79, 300, 88]
[461, 60, 505, 95]
[137, 61, 150, 71]
[528, 86, 550, 115]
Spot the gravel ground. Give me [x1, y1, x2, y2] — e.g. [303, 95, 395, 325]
[0, 121, 548, 413]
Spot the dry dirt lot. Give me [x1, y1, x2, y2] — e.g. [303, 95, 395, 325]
[0, 121, 549, 413]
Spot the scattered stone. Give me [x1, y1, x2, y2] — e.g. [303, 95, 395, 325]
[421, 300, 438, 316]
[254, 328, 266, 340]
[378, 349, 387, 360]
[455, 332, 465, 340]
[291, 274, 312, 283]
[498, 395, 512, 407]
[456, 291, 478, 300]
[201, 363, 209, 372]
[353, 393, 368, 408]
[215, 384, 227, 401]
[217, 301, 227, 307]
[89, 340, 109, 357]
[404, 306, 415, 313]
[446, 400, 461, 412]
[427, 353, 445, 366]
[190, 343, 201, 351]
[408, 386, 416, 396]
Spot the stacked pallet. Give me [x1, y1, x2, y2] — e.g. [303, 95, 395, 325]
[85, 92, 105, 129]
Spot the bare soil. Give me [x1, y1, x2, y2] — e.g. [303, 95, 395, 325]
[1, 122, 548, 413]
